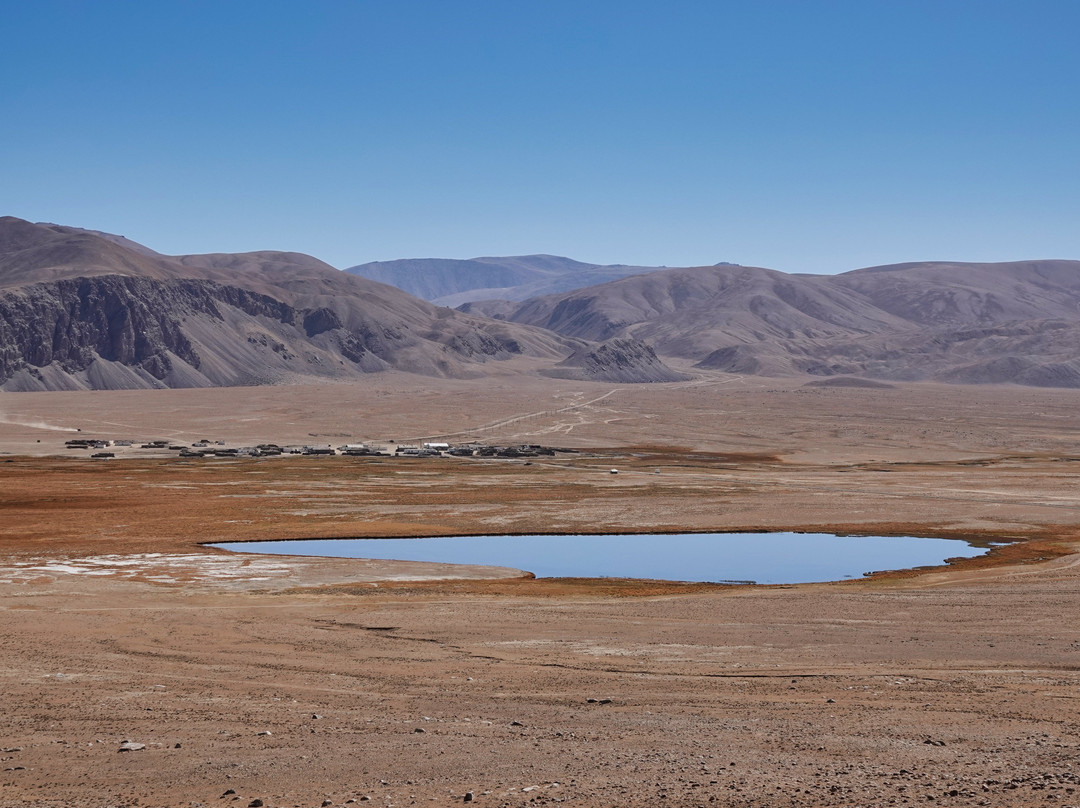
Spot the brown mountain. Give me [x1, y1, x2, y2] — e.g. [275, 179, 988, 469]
[831, 260, 1080, 326]
[8, 216, 1079, 390]
[497, 260, 1080, 386]
[0, 218, 584, 391]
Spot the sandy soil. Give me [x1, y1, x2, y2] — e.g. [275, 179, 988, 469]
[1, 373, 1080, 807]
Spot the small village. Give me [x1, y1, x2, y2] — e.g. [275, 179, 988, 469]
[62, 436, 572, 461]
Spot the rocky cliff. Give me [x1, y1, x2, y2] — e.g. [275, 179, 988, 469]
[545, 339, 690, 383]
[0, 218, 574, 391]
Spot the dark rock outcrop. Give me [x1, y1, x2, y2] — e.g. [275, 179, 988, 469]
[0, 276, 205, 382]
[546, 338, 690, 383]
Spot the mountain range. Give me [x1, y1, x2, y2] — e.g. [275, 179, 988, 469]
[368, 252, 1080, 387]
[3, 215, 1080, 390]
[491, 260, 1080, 385]
[344, 255, 692, 307]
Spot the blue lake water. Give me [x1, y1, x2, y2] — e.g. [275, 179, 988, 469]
[212, 532, 991, 585]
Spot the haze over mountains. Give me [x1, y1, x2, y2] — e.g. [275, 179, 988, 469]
[345, 255, 690, 307]
[3, 215, 1080, 391]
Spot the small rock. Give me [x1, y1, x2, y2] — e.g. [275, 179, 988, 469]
[586, 698, 598, 704]
[826, 698, 836, 703]
[248, 800, 264, 808]
[257, 731, 272, 736]
[522, 786, 539, 793]
[312, 714, 323, 720]
[359, 797, 371, 802]
[413, 727, 426, 733]
[463, 793, 474, 803]
[598, 698, 612, 704]
[323, 800, 333, 806]
[118, 742, 145, 752]
[221, 790, 236, 797]
[174, 742, 182, 749]
[510, 721, 524, 727]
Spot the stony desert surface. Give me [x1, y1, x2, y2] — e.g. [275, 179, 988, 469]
[2, 372, 1080, 807]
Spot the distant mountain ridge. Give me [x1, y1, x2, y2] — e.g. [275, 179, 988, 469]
[344, 254, 690, 307]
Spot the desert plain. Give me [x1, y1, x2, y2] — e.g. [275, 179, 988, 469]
[1, 370, 1080, 807]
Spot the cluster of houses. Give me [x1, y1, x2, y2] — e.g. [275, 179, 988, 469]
[64, 437, 570, 461]
[395, 442, 561, 458]
[65, 438, 112, 451]
[64, 437, 122, 459]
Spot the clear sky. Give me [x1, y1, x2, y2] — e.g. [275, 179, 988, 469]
[2, 1, 1079, 274]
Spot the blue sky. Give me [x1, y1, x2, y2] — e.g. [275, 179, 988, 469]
[2, 1, 1079, 273]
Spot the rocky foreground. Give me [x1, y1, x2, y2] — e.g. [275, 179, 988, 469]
[2, 546, 1079, 808]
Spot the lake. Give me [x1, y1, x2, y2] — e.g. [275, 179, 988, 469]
[212, 532, 991, 584]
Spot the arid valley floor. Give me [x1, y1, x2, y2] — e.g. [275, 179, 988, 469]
[2, 372, 1080, 807]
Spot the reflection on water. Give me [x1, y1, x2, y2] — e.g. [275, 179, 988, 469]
[213, 532, 989, 585]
